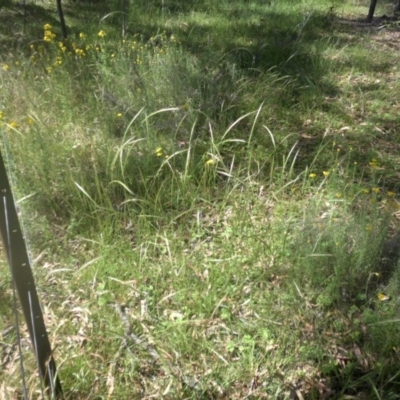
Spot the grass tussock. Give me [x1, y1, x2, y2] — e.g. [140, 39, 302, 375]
[1, 0, 400, 398]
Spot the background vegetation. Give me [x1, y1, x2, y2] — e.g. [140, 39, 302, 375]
[1, 0, 400, 398]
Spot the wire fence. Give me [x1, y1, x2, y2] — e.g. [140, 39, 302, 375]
[0, 148, 62, 400]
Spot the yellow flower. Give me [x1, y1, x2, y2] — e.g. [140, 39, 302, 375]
[309, 173, 317, 178]
[79, 32, 87, 40]
[2, 64, 9, 71]
[155, 147, 163, 157]
[322, 171, 329, 177]
[7, 121, 19, 131]
[377, 293, 390, 301]
[44, 23, 52, 30]
[117, 113, 122, 118]
[335, 193, 342, 198]
[369, 158, 379, 168]
[98, 30, 107, 38]
[205, 159, 215, 165]
[372, 187, 380, 193]
[361, 189, 369, 194]
[58, 41, 67, 52]
[75, 48, 85, 57]
[53, 56, 63, 66]
[387, 191, 395, 197]
[44, 29, 56, 42]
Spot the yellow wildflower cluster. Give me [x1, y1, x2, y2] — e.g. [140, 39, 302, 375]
[0, 109, 37, 132]
[53, 56, 63, 66]
[360, 187, 394, 198]
[369, 158, 379, 169]
[309, 171, 330, 179]
[44, 24, 56, 42]
[26, 24, 181, 81]
[58, 41, 67, 53]
[75, 48, 85, 57]
[153, 147, 169, 160]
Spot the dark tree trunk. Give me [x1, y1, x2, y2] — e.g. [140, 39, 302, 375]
[367, 0, 378, 22]
[368, 0, 400, 22]
[56, 0, 68, 39]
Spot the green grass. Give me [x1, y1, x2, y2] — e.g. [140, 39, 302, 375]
[2, 0, 400, 398]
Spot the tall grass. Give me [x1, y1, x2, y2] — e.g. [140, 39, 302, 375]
[1, 0, 400, 398]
